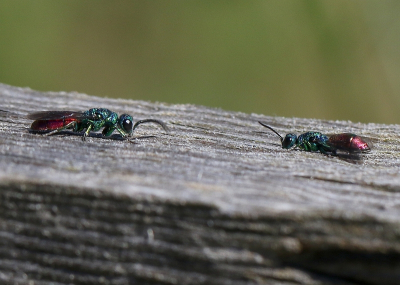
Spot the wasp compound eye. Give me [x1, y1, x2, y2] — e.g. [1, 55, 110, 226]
[123, 118, 133, 133]
[119, 114, 133, 135]
[282, 134, 297, 149]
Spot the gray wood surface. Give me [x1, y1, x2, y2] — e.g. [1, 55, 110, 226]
[1, 83, 400, 285]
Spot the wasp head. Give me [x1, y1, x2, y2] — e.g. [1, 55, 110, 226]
[118, 114, 134, 137]
[282, 134, 297, 149]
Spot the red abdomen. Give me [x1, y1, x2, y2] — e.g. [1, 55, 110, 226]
[30, 118, 77, 131]
[329, 133, 370, 152]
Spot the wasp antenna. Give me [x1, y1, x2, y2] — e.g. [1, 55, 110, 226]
[132, 119, 169, 133]
[258, 121, 283, 142]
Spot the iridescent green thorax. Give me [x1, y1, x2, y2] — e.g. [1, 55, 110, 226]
[80, 108, 117, 132]
[296, 132, 331, 153]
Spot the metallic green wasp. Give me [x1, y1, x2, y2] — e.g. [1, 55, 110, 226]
[29, 108, 168, 141]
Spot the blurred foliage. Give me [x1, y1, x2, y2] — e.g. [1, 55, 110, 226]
[0, 0, 399, 124]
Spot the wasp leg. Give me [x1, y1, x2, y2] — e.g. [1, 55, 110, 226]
[82, 124, 93, 141]
[44, 121, 77, 136]
[102, 126, 116, 137]
[318, 145, 335, 156]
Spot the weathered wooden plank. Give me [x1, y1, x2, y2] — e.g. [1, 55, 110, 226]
[1, 83, 400, 284]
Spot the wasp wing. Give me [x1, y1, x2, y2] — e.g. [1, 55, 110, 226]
[27, 111, 86, 120]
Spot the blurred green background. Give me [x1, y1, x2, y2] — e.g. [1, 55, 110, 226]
[0, 0, 399, 124]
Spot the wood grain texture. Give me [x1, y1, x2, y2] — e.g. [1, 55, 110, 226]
[1, 83, 400, 284]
